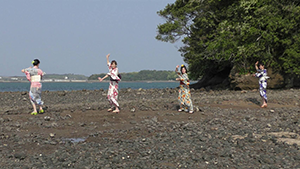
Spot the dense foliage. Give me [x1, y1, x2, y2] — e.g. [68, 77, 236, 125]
[88, 70, 177, 81]
[156, 0, 300, 79]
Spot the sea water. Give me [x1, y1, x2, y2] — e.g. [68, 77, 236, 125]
[0, 82, 184, 92]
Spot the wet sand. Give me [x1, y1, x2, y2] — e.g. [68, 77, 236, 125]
[0, 88, 299, 168]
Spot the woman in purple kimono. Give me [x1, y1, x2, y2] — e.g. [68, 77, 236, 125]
[253, 61, 269, 108]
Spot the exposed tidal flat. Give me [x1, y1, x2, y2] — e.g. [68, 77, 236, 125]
[0, 88, 300, 168]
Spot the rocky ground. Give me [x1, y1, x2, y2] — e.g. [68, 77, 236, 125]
[0, 88, 299, 168]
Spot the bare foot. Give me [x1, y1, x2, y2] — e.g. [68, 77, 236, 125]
[261, 104, 267, 108]
[113, 110, 120, 113]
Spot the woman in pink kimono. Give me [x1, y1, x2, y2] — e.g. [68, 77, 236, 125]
[21, 59, 45, 115]
[99, 54, 121, 113]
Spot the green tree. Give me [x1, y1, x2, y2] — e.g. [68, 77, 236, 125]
[156, 0, 300, 80]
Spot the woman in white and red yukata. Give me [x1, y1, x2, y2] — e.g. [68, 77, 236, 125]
[21, 59, 45, 115]
[99, 54, 121, 113]
[253, 61, 269, 108]
[175, 64, 194, 114]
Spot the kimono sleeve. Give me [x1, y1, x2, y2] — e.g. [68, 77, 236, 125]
[255, 69, 264, 78]
[107, 68, 121, 81]
[181, 74, 190, 85]
[176, 70, 183, 78]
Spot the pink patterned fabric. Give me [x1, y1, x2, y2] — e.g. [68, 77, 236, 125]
[25, 66, 43, 88]
[107, 63, 120, 107]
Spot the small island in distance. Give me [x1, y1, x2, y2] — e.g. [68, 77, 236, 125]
[0, 70, 181, 82]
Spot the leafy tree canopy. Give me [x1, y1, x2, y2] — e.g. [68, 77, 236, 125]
[156, 0, 300, 79]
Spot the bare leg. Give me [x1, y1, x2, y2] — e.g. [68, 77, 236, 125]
[32, 103, 37, 113]
[30, 102, 39, 115]
[261, 97, 267, 108]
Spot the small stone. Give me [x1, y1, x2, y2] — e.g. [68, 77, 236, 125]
[14, 153, 27, 160]
[44, 116, 51, 121]
[130, 108, 136, 113]
[50, 133, 55, 138]
[270, 110, 275, 113]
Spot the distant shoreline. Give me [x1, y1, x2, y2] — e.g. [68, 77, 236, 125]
[0, 80, 198, 83]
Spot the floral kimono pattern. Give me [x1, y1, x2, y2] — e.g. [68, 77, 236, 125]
[107, 63, 121, 108]
[255, 69, 269, 102]
[24, 67, 44, 106]
[176, 71, 193, 112]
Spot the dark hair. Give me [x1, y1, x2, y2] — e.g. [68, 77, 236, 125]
[33, 59, 40, 66]
[111, 60, 117, 66]
[180, 65, 187, 74]
[258, 62, 265, 67]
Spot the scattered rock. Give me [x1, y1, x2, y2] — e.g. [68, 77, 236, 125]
[44, 116, 51, 121]
[50, 133, 55, 138]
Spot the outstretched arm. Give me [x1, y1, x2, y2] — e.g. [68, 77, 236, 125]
[106, 54, 110, 65]
[255, 61, 259, 71]
[175, 65, 183, 80]
[175, 65, 180, 72]
[98, 74, 109, 82]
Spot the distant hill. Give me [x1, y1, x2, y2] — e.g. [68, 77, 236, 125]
[0, 74, 88, 82]
[88, 70, 178, 81]
[1, 71, 179, 82]
[44, 74, 88, 80]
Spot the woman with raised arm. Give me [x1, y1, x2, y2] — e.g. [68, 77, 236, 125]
[175, 64, 194, 114]
[21, 59, 45, 115]
[98, 54, 121, 113]
[253, 61, 269, 108]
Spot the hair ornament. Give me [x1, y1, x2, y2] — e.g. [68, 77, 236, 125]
[32, 61, 35, 64]
[181, 64, 184, 67]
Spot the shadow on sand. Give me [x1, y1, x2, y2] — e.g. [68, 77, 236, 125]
[246, 98, 261, 106]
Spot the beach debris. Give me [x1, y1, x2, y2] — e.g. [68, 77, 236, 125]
[44, 116, 51, 121]
[130, 107, 136, 113]
[50, 133, 55, 138]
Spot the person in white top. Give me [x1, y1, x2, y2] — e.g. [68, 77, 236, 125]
[99, 54, 121, 113]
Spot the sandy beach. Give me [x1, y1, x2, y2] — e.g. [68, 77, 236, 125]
[0, 88, 299, 168]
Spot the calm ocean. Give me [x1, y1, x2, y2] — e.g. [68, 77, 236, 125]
[0, 82, 182, 92]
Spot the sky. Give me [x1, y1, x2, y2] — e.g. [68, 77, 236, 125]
[0, 0, 185, 77]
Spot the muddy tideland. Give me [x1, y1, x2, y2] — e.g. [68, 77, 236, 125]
[0, 88, 300, 168]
